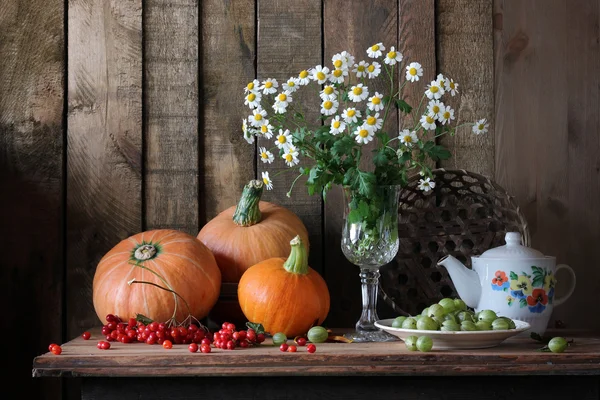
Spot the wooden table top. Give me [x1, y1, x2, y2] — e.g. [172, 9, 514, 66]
[32, 328, 600, 378]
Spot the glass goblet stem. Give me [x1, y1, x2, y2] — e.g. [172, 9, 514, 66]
[356, 267, 381, 331]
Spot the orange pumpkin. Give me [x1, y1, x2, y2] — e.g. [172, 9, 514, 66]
[197, 179, 309, 283]
[92, 229, 221, 324]
[238, 235, 330, 337]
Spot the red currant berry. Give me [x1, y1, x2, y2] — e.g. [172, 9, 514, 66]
[287, 345, 297, 353]
[101, 326, 111, 336]
[201, 338, 211, 346]
[81, 331, 91, 340]
[239, 340, 249, 348]
[279, 343, 289, 352]
[158, 322, 167, 331]
[226, 340, 236, 350]
[97, 341, 110, 350]
[188, 343, 198, 353]
[110, 330, 119, 340]
[257, 333, 266, 343]
[48, 343, 59, 352]
[237, 330, 247, 340]
[200, 344, 211, 353]
[148, 322, 159, 332]
[221, 322, 229, 330]
[226, 323, 236, 331]
[106, 314, 117, 323]
[128, 318, 136, 328]
[51, 345, 62, 355]
[188, 324, 198, 333]
[178, 327, 188, 336]
[307, 344, 316, 353]
[296, 337, 307, 346]
[107, 322, 117, 331]
[232, 332, 240, 341]
[247, 330, 256, 342]
[170, 328, 180, 338]
[162, 340, 173, 349]
[105, 335, 114, 342]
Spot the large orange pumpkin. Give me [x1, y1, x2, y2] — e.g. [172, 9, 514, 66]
[197, 179, 309, 283]
[238, 235, 330, 337]
[92, 229, 221, 324]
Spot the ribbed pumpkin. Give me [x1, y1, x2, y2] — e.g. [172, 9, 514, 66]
[197, 179, 309, 282]
[92, 229, 221, 324]
[238, 235, 330, 337]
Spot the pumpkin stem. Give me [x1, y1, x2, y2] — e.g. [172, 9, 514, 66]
[232, 180, 264, 226]
[134, 244, 157, 261]
[283, 235, 309, 275]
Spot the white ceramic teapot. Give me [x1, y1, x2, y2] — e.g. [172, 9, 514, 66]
[437, 232, 576, 335]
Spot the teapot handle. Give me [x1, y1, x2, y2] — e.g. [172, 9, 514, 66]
[553, 264, 576, 307]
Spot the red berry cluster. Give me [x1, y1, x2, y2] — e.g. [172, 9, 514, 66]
[210, 322, 265, 351]
[279, 342, 317, 353]
[48, 343, 62, 355]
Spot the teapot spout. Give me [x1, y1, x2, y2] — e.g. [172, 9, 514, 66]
[437, 255, 481, 309]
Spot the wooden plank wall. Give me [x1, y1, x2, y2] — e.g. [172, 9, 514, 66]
[1, 0, 599, 398]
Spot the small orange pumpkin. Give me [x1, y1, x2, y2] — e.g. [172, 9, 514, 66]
[197, 180, 309, 282]
[92, 229, 221, 324]
[238, 235, 330, 337]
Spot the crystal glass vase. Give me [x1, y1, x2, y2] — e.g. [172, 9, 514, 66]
[341, 185, 401, 342]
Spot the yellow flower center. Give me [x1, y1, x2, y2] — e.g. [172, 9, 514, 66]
[278, 93, 287, 101]
[443, 112, 450, 119]
[324, 86, 334, 95]
[316, 71, 326, 81]
[352, 87, 363, 95]
[439, 80, 445, 87]
[404, 135, 412, 143]
[254, 114, 263, 121]
[450, 81, 455, 89]
[367, 64, 375, 73]
[299, 70, 308, 79]
[247, 93, 256, 102]
[278, 136, 286, 144]
[263, 177, 269, 185]
[247, 82, 254, 90]
[287, 81, 295, 87]
[357, 65, 365, 72]
[409, 67, 417, 76]
[432, 105, 440, 113]
[371, 44, 379, 51]
[265, 81, 273, 89]
[359, 129, 369, 138]
[261, 125, 268, 133]
[426, 116, 435, 124]
[347, 109, 356, 117]
[285, 154, 293, 162]
[367, 116, 376, 125]
[323, 101, 333, 110]
[371, 96, 381, 105]
[387, 51, 397, 59]
[261, 152, 268, 159]
[430, 86, 439, 93]
[333, 121, 341, 129]
[478, 124, 485, 130]
[333, 69, 343, 77]
[334, 60, 343, 68]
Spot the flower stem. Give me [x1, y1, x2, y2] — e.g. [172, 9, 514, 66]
[286, 173, 304, 198]
[130, 262, 180, 321]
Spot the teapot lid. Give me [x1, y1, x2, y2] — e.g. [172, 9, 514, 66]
[478, 232, 545, 259]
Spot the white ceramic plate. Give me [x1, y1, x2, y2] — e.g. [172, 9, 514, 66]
[374, 319, 531, 350]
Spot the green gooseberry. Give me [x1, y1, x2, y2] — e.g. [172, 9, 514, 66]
[392, 316, 407, 328]
[476, 320, 492, 331]
[454, 299, 468, 311]
[548, 337, 568, 353]
[272, 332, 287, 346]
[456, 311, 475, 323]
[438, 298, 456, 314]
[414, 314, 424, 321]
[402, 317, 417, 330]
[432, 316, 445, 327]
[444, 313, 458, 324]
[405, 335, 419, 351]
[441, 320, 461, 331]
[417, 316, 439, 331]
[416, 336, 433, 352]
[460, 321, 478, 331]
[477, 309, 497, 323]
[307, 326, 328, 343]
[427, 304, 446, 319]
[421, 307, 430, 316]
[492, 318, 510, 330]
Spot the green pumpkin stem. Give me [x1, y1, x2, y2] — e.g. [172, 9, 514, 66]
[232, 180, 264, 226]
[283, 235, 309, 275]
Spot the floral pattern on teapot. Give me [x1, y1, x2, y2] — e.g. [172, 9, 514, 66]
[491, 266, 556, 313]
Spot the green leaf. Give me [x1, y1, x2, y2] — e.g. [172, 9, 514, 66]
[135, 313, 154, 325]
[395, 99, 412, 114]
[356, 170, 376, 198]
[373, 149, 389, 167]
[509, 271, 518, 281]
[342, 92, 350, 102]
[532, 276, 544, 288]
[294, 112, 305, 121]
[246, 322, 266, 334]
[331, 135, 355, 157]
[519, 298, 527, 308]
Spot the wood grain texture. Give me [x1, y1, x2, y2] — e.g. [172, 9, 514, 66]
[0, 0, 63, 398]
[257, 0, 323, 273]
[437, 0, 494, 177]
[67, 0, 143, 335]
[144, 0, 199, 235]
[200, 0, 255, 222]
[323, 0, 399, 328]
[33, 327, 600, 377]
[494, 0, 600, 331]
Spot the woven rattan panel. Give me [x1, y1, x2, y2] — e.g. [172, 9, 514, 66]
[378, 169, 530, 317]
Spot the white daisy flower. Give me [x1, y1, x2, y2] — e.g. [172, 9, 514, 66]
[399, 129, 419, 147]
[439, 106, 455, 125]
[425, 80, 444, 100]
[258, 122, 274, 139]
[384, 46, 402, 65]
[427, 100, 445, 120]
[436, 74, 447, 90]
[310, 65, 330, 84]
[445, 78, 459, 96]
[260, 78, 278, 95]
[244, 91, 262, 109]
[282, 146, 300, 167]
[243, 121, 255, 144]
[261, 171, 273, 190]
[472, 119, 489, 135]
[242, 118, 248, 136]
[341, 107, 361, 124]
[332, 53, 351, 71]
[353, 61, 369, 78]
[244, 79, 260, 94]
[297, 70, 311, 85]
[258, 147, 274, 164]
[273, 91, 293, 114]
[365, 113, 383, 132]
[354, 124, 374, 144]
[329, 68, 347, 84]
[249, 108, 267, 127]
[420, 113, 437, 131]
[367, 92, 384, 112]
[367, 42, 385, 58]
[418, 177, 435, 192]
[330, 116, 346, 135]
[320, 99, 339, 116]
[274, 129, 293, 150]
[405, 62, 423, 82]
[283, 77, 300, 93]
[366, 61, 381, 79]
[348, 83, 369, 102]
[320, 85, 338, 101]
[340, 51, 355, 69]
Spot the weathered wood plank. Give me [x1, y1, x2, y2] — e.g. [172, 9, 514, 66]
[0, 1, 64, 398]
[200, 0, 255, 222]
[256, 0, 323, 274]
[437, 0, 494, 177]
[323, 0, 399, 328]
[494, 0, 600, 331]
[145, 0, 199, 235]
[67, 0, 143, 335]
